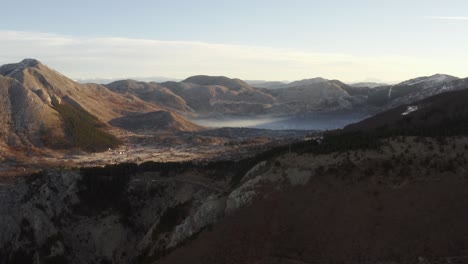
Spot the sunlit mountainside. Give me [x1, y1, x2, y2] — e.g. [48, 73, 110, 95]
[1, 57, 468, 264]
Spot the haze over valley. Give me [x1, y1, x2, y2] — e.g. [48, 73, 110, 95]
[2, 1, 468, 264]
[1, 54, 468, 263]
[1, 58, 466, 172]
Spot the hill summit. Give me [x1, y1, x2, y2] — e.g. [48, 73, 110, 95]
[0, 59, 201, 152]
[183, 75, 252, 90]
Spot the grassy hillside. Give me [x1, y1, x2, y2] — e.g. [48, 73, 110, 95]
[53, 102, 121, 152]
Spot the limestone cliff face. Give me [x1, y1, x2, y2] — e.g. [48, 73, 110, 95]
[0, 164, 232, 263]
[5, 136, 468, 264]
[157, 137, 468, 264]
[0, 148, 304, 264]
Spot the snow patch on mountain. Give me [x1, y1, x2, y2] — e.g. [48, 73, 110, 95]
[402, 105, 419, 116]
[400, 74, 457, 86]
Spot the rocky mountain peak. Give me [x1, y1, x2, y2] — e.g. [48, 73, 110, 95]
[0, 58, 42, 77]
[19, 58, 42, 67]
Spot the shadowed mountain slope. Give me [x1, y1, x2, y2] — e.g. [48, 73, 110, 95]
[345, 78, 468, 136]
[0, 59, 200, 151]
[367, 74, 460, 108]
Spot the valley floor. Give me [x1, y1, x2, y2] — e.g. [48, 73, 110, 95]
[0, 127, 312, 182]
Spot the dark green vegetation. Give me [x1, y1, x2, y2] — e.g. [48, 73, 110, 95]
[154, 87, 468, 263]
[346, 88, 468, 138]
[5, 73, 468, 264]
[153, 87, 468, 263]
[304, 132, 380, 153]
[76, 163, 137, 216]
[52, 102, 121, 152]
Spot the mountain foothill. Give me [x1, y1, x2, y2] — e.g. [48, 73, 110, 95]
[0, 58, 466, 154]
[3, 59, 468, 264]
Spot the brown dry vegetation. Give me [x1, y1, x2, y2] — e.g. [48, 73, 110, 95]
[159, 136, 468, 264]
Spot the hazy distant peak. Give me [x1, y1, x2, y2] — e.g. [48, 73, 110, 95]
[107, 79, 169, 92]
[301, 77, 328, 82]
[398, 73, 459, 86]
[284, 77, 329, 88]
[349, 82, 389, 88]
[245, 80, 287, 89]
[108, 79, 142, 85]
[183, 75, 251, 90]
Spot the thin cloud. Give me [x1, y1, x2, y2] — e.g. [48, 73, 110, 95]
[0, 30, 462, 83]
[426, 16, 468, 20]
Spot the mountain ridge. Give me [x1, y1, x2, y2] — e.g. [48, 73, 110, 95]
[106, 79, 192, 112]
[2, 60, 468, 264]
[0, 59, 203, 152]
[344, 79, 468, 136]
[105, 72, 466, 117]
[1, 59, 467, 138]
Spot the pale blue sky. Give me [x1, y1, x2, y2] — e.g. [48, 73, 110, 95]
[1, 0, 467, 82]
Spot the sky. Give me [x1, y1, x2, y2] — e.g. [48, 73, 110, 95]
[0, 0, 467, 83]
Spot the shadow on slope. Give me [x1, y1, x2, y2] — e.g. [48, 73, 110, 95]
[47, 102, 121, 152]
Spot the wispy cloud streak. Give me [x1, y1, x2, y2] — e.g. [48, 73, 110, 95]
[0, 30, 463, 82]
[426, 16, 468, 20]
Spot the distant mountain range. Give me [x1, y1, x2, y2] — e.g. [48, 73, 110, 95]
[106, 76, 374, 114]
[153, 77, 468, 264]
[108, 75, 278, 116]
[3, 60, 468, 264]
[247, 79, 388, 89]
[349, 81, 388, 88]
[1, 58, 467, 152]
[76, 76, 179, 84]
[106, 73, 467, 116]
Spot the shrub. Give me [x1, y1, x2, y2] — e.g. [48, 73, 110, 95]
[53, 102, 121, 152]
